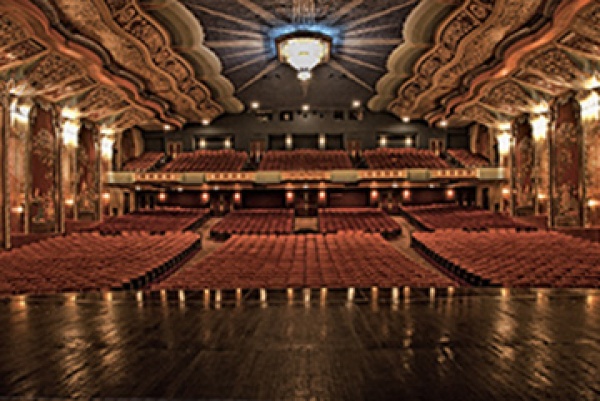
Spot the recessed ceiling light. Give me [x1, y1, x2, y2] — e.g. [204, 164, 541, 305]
[163, 124, 172, 131]
[201, 119, 210, 126]
[302, 104, 310, 112]
[439, 120, 448, 128]
[352, 100, 361, 108]
[402, 116, 410, 123]
[250, 101, 260, 110]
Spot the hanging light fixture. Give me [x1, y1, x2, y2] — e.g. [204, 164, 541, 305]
[277, 32, 331, 81]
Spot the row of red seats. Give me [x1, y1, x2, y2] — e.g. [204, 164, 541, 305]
[401, 204, 534, 231]
[121, 152, 165, 172]
[90, 208, 209, 234]
[0, 232, 201, 296]
[446, 149, 490, 168]
[210, 209, 294, 236]
[412, 230, 600, 288]
[162, 150, 247, 172]
[557, 228, 600, 243]
[318, 208, 401, 235]
[364, 148, 449, 169]
[258, 150, 352, 171]
[152, 232, 455, 290]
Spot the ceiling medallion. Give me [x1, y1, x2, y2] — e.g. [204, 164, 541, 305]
[276, 32, 331, 81]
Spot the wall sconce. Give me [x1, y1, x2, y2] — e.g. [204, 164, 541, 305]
[65, 197, 75, 207]
[157, 192, 167, 203]
[223, 137, 232, 149]
[402, 189, 411, 201]
[318, 190, 326, 203]
[286, 191, 295, 203]
[62, 119, 80, 148]
[531, 114, 549, 142]
[10, 99, 31, 125]
[379, 135, 387, 148]
[496, 131, 512, 156]
[502, 187, 511, 197]
[285, 134, 293, 150]
[405, 137, 413, 147]
[100, 127, 116, 160]
[11, 205, 24, 214]
[580, 91, 600, 122]
[445, 189, 455, 200]
[201, 192, 210, 203]
[588, 199, 599, 208]
[198, 138, 207, 149]
[370, 189, 379, 201]
[102, 192, 111, 203]
[318, 134, 326, 150]
[233, 192, 241, 204]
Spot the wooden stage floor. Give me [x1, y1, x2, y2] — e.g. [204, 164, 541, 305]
[0, 288, 599, 400]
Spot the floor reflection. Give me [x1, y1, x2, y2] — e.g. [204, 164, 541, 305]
[0, 289, 599, 400]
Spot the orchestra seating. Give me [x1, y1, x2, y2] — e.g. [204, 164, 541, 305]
[557, 228, 600, 243]
[318, 208, 401, 236]
[161, 150, 247, 172]
[210, 209, 294, 238]
[152, 232, 455, 290]
[0, 232, 201, 296]
[91, 207, 209, 234]
[9, 233, 57, 249]
[446, 149, 490, 167]
[258, 150, 352, 170]
[364, 148, 449, 169]
[401, 204, 535, 231]
[412, 230, 600, 288]
[121, 152, 165, 172]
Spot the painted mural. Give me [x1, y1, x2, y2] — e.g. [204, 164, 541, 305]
[78, 126, 97, 217]
[552, 100, 582, 227]
[30, 106, 56, 229]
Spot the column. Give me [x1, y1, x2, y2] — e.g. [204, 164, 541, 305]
[23, 107, 33, 234]
[0, 85, 11, 249]
[549, 96, 584, 228]
[579, 90, 600, 226]
[53, 106, 65, 234]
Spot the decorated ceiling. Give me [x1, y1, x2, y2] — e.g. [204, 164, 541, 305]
[1, 0, 599, 130]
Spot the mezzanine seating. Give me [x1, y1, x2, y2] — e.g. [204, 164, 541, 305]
[364, 148, 449, 169]
[152, 232, 455, 290]
[446, 149, 490, 168]
[258, 150, 352, 171]
[401, 204, 534, 231]
[162, 150, 247, 172]
[121, 152, 165, 172]
[0, 232, 201, 296]
[318, 208, 401, 236]
[412, 230, 600, 288]
[91, 207, 209, 234]
[210, 209, 294, 237]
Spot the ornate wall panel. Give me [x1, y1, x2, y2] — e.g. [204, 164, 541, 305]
[514, 120, 534, 209]
[77, 125, 98, 216]
[552, 99, 583, 227]
[30, 105, 56, 228]
[475, 124, 491, 161]
[584, 119, 600, 225]
[8, 120, 27, 233]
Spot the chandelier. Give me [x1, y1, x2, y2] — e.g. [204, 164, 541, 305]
[277, 32, 331, 81]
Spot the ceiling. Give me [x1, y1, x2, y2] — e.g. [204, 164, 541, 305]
[1, 0, 600, 131]
[173, 0, 417, 111]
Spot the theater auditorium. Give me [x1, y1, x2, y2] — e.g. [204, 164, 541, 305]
[1, 0, 600, 399]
